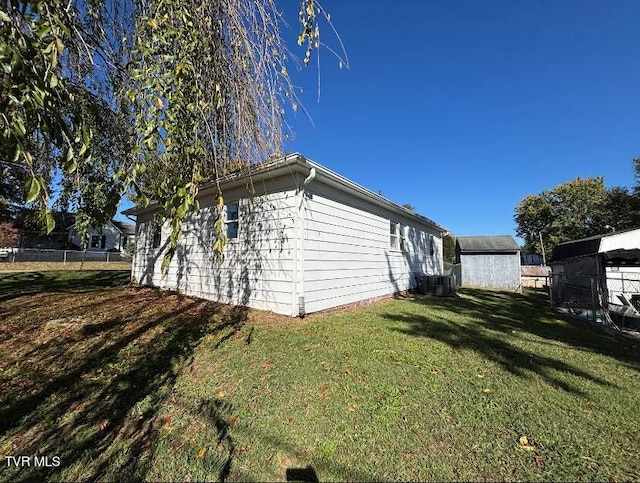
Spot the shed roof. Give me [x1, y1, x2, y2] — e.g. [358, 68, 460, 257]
[549, 227, 640, 263]
[457, 235, 520, 253]
[521, 265, 551, 277]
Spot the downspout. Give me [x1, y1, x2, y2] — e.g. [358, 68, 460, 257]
[297, 167, 316, 317]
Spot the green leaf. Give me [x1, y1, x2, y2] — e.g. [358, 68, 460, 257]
[45, 211, 55, 234]
[25, 176, 41, 203]
[0, 10, 10, 22]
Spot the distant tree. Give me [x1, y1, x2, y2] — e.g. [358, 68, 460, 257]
[401, 203, 415, 212]
[603, 186, 640, 230]
[442, 233, 455, 264]
[633, 158, 640, 197]
[514, 177, 609, 256]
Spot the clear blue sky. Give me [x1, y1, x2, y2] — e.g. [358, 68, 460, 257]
[119, 1, 640, 244]
[279, 0, 640, 242]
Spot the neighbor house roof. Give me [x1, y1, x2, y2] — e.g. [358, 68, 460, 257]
[457, 235, 520, 253]
[111, 220, 136, 235]
[123, 153, 447, 233]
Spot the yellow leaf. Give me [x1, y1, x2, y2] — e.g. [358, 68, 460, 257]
[217, 391, 225, 398]
[0, 443, 12, 458]
[155, 97, 164, 109]
[476, 374, 485, 379]
[348, 404, 356, 412]
[345, 368, 352, 376]
[518, 444, 536, 452]
[149, 18, 158, 30]
[519, 435, 529, 446]
[197, 447, 206, 458]
[482, 388, 491, 393]
[218, 195, 224, 207]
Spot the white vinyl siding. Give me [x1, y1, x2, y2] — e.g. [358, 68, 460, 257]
[302, 182, 442, 314]
[132, 184, 297, 315]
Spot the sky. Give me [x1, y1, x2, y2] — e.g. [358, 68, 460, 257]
[274, 0, 640, 242]
[116, 1, 640, 244]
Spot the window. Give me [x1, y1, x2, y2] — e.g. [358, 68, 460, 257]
[226, 202, 239, 239]
[400, 225, 408, 251]
[390, 222, 408, 251]
[90, 235, 99, 248]
[152, 228, 161, 248]
[390, 221, 399, 249]
[429, 235, 435, 256]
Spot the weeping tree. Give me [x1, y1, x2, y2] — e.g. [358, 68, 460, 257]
[1, 0, 344, 265]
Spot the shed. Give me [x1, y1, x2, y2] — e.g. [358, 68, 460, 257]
[549, 228, 640, 308]
[455, 235, 521, 291]
[124, 153, 446, 316]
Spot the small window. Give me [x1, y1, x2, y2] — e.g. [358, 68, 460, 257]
[226, 202, 239, 239]
[90, 235, 99, 248]
[390, 221, 399, 249]
[429, 235, 435, 256]
[152, 228, 161, 248]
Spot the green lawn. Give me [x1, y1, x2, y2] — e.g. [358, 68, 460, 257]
[1, 271, 639, 482]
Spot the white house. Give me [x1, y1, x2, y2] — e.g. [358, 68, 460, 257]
[124, 154, 446, 316]
[67, 220, 136, 252]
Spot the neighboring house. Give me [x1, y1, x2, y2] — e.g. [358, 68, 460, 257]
[455, 235, 522, 291]
[549, 228, 640, 306]
[522, 253, 543, 265]
[67, 220, 136, 252]
[124, 153, 446, 316]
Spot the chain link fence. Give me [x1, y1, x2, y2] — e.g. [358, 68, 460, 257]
[0, 248, 129, 263]
[550, 272, 640, 332]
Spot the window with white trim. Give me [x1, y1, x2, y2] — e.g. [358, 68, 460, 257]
[90, 235, 100, 248]
[152, 227, 161, 248]
[390, 221, 399, 249]
[226, 202, 239, 239]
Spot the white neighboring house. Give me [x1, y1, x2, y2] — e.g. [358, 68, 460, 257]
[67, 220, 136, 252]
[124, 154, 446, 316]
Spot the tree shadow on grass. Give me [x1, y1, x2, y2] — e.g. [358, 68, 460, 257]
[0, 275, 248, 482]
[382, 289, 639, 396]
[0, 270, 131, 303]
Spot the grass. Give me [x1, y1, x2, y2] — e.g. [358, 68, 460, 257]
[1, 272, 639, 482]
[0, 261, 131, 272]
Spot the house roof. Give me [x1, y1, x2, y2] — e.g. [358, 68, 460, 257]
[549, 227, 640, 263]
[457, 235, 520, 253]
[111, 220, 136, 235]
[123, 153, 447, 233]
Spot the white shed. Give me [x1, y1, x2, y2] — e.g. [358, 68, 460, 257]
[125, 154, 446, 316]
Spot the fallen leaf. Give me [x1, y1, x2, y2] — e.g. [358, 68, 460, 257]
[403, 451, 414, 458]
[197, 447, 206, 458]
[476, 374, 485, 379]
[227, 417, 238, 426]
[99, 419, 109, 431]
[348, 404, 357, 412]
[161, 415, 172, 429]
[519, 445, 536, 451]
[217, 391, 226, 398]
[519, 435, 529, 446]
[216, 444, 224, 453]
[482, 388, 491, 394]
[0, 443, 12, 458]
[535, 455, 543, 466]
[345, 368, 353, 376]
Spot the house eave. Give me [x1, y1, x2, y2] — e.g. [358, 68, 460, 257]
[122, 153, 447, 234]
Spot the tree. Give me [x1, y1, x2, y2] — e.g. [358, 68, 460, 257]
[515, 177, 607, 255]
[514, 176, 638, 257]
[0, 1, 343, 267]
[442, 233, 455, 264]
[401, 203, 415, 211]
